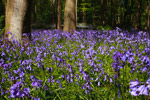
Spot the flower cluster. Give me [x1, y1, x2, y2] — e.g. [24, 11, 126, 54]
[129, 79, 150, 96]
[0, 28, 150, 99]
[10, 81, 30, 98]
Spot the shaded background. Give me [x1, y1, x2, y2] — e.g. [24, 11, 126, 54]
[0, 0, 149, 30]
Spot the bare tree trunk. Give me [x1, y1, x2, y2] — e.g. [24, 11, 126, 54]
[33, 0, 37, 22]
[57, 0, 62, 30]
[111, 0, 114, 26]
[76, 0, 77, 26]
[124, 0, 128, 28]
[138, 0, 142, 29]
[82, 1, 86, 24]
[5, 0, 27, 43]
[129, 0, 134, 28]
[113, 0, 116, 26]
[100, 0, 104, 26]
[117, 1, 121, 26]
[63, 0, 76, 32]
[50, 0, 56, 25]
[145, 0, 149, 30]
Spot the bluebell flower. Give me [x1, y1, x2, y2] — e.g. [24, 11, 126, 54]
[34, 97, 40, 100]
[61, 74, 64, 79]
[130, 80, 139, 88]
[10, 81, 30, 98]
[32, 80, 42, 88]
[98, 81, 100, 86]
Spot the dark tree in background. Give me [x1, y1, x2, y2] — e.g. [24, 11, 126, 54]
[145, 0, 149, 30]
[0, 0, 150, 34]
[57, 0, 62, 30]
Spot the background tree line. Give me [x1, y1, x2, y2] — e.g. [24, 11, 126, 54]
[0, 0, 149, 43]
[0, 0, 150, 30]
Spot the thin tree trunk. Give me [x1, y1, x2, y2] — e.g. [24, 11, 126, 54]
[124, 0, 128, 28]
[111, 0, 114, 26]
[113, 0, 116, 26]
[138, 0, 142, 29]
[33, 0, 37, 22]
[100, 0, 104, 26]
[57, 0, 62, 30]
[129, 0, 134, 28]
[145, 0, 149, 30]
[76, 0, 77, 26]
[5, 0, 27, 43]
[51, 0, 56, 25]
[63, 0, 76, 32]
[117, 1, 121, 26]
[92, 4, 95, 25]
[82, 1, 86, 24]
[103, 0, 107, 26]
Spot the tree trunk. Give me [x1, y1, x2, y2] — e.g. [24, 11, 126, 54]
[76, 0, 77, 26]
[129, 0, 134, 28]
[82, 1, 86, 24]
[124, 0, 128, 28]
[110, 0, 114, 26]
[51, 0, 56, 25]
[57, 0, 62, 30]
[138, 0, 142, 29]
[135, 0, 142, 29]
[100, 0, 104, 26]
[63, 0, 76, 32]
[145, 0, 149, 30]
[113, 0, 116, 26]
[117, 0, 121, 26]
[5, 0, 27, 43]
[33, 0, 37, 22]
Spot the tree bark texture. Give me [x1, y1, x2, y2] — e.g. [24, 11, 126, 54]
[100, 0, 104, 26]
[145, 0, 149, 30]
[124, 0, 128, 28]
[63, 0, 76, 32]
[57, 0, 62, 30]
[138, 0, 142, 29]
[5, 0, 27, 43]
[76, 0, 77, 26]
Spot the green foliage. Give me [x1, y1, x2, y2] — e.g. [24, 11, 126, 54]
[104, 25, 112, 30]
[97, 26, 104, 31]
[97, 25, 112, 31]
[0, 15, 5, 29]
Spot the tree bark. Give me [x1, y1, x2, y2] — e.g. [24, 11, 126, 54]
[33, 0, 37, 22]
[145, 0, 149, 30]
[135, 0, 142, 29]
[138, 0, 142, 29]
[50, 0, 56, 25]
[110, 0, 114, 26]
[129, 0, 134, 28]
[124, 0, 128, 28]
[63, 0, 76, 32]
[57, 0, 62, 30]
[82, 1, 86, 24]
[5, 0, 27, 43]
[100, 0, 104, 26]
[117, 0, 121, 26]
[76, 0, 77, 26]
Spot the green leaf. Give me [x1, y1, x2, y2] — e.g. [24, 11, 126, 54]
[0, 24, 10, 37]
